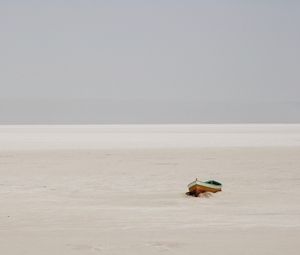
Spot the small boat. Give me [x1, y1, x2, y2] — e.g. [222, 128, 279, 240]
[187, 179, 222, 196]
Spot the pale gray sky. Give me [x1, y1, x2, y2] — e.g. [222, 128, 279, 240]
[1, 1, 299, 123]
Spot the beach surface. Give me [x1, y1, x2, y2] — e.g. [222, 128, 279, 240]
[1, 125, 300, 254]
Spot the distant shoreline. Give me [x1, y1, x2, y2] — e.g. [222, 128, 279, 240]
[0, 124, 300, 150]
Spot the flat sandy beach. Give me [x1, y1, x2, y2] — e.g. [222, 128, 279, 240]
[1, 125, 300, 254]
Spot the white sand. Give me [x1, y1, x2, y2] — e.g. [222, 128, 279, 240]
[0, 125, 300, 254]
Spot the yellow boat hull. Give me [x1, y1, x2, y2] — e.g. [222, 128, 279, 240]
[189, 184, 221, 197]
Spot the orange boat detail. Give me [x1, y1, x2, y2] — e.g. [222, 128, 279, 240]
[187, 179, 222, 197]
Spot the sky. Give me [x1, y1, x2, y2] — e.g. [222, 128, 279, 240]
[0, 0, 299, 123]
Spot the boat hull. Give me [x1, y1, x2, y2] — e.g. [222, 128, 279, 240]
[189, 184, 221, 197]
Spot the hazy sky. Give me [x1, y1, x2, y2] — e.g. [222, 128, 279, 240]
[1, 1, 299, 123]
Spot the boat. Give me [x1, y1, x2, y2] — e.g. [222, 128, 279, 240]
[187, 178, 222, 196]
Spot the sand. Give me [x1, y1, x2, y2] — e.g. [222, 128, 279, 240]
[0, 125, 300, 254]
